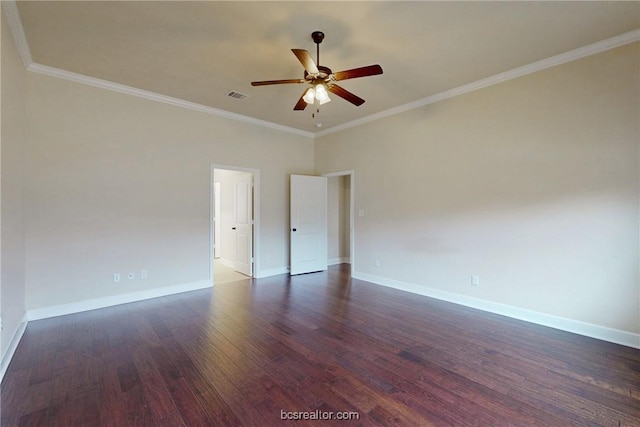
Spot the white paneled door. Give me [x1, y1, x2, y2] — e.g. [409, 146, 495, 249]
[234, 176, 253, 276]
[290, 174, 328, 275]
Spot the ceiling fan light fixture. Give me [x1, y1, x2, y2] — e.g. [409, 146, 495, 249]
[303, 87, 316, 104]
[315, 84, 331, 104]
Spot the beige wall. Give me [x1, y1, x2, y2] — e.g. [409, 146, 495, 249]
[327, 175, 351, 262]
[24, 72, 314, 310]
[316, 42, 640, 334]
[1, 10, 27, 358]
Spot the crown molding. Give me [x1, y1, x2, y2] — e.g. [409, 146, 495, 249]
[1, 0, 33, 68]
[316, 28, 640, 137]
[27, 63, 315, 138]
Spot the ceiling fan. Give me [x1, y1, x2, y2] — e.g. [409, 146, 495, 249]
[251, 31, 383, 111]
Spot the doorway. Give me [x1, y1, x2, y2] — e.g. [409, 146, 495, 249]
[211, 165, 259, 284]
[325, 171, 354, 267]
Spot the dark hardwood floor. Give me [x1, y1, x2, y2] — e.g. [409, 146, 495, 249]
[2, 264, 640, 426]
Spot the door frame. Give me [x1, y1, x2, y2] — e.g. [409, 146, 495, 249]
[210, 164, 260, 283]
[322, 170, 355, 274]
[213, 182, 221, 259]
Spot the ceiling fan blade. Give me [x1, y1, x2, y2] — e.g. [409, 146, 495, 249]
[327, 84, 365, 106]
[291, 49, 319, 75]
[293, 92, 308, 110]
[333, 64, 383, 81]
[251, 79, 305, 86]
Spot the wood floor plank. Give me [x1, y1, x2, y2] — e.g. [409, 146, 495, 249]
[2, 264, 639, 426]
[130, 345, 182, 424]
[49, 383, 100, 427]
[1, 370, 31, 427]
[17, 379, 52, 419]
[96, 353, 136, 425]
[16, 407, 49, 427]
[159, 338, 242, 427]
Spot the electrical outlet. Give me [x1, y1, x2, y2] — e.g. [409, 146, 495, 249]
[140, 270, 148, 279]
[128, 273, 135, 280]
[114, 273, 121, 283]
[374, 259, 380, 268]
[472, 275, 480, 286]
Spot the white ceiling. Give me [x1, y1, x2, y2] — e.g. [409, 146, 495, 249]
[11, 1, 640, 135]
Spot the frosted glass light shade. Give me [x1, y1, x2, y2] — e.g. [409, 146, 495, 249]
[315, 84, 330, 104]
[302, 87, 315, 104]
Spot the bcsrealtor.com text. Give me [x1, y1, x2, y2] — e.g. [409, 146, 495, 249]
[280, 409, 360, 421]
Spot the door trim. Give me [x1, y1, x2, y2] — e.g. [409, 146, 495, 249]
[322, 170, 355, 275]
[213, 182, 221, 259]
[210, 164, 260, 283]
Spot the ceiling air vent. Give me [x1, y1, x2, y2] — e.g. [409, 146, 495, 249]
[227, 91, 249, 100]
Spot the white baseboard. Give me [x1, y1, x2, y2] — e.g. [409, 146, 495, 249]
[352, 271, 640, 349]
[329, 257, 351, 266]
[256, 267, 289, 278]
[27, 280, 212, 321]
[1, 312, 28, 383]
[259, 260, 350, 277]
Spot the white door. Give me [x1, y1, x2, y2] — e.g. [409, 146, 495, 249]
[234, 175, 253, 276]
[290, 174, 328, 275]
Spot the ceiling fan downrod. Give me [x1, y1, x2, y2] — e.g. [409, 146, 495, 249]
[310, 31, 327, 119]
[312, 31, 324, 66]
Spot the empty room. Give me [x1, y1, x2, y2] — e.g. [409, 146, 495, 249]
[1, 1, 639, 425]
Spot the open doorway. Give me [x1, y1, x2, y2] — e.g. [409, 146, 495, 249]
[325, 171, 354, 268]
[211, 165, 259, 284]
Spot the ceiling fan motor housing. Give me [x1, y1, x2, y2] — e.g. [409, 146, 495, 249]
[304, 66, 332, 82]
